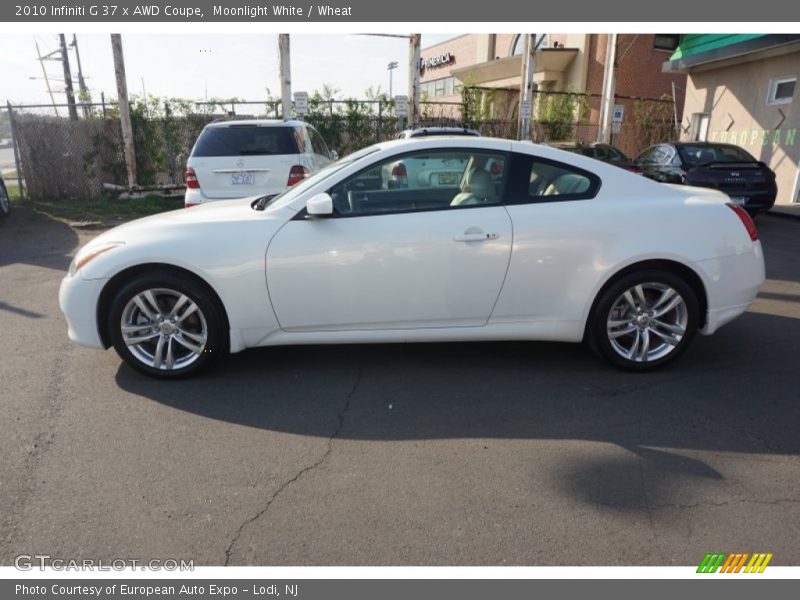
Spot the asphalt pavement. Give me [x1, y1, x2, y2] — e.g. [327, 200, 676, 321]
[1, 208, 798, 566]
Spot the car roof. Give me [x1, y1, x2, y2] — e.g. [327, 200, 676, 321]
[204, 119, 308, 129]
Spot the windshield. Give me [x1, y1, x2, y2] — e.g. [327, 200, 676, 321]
[679, 144, 757, 166]
[257, 145, 381, 211]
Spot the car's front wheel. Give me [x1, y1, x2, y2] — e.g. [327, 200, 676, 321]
[589, 270, 699, 371]
[107, 272, 227, 378]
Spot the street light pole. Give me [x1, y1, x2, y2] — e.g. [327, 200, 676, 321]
[387, 61, 398, 98]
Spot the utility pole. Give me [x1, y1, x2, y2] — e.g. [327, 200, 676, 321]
[35, 41, 59, 117]
[111, 34, 137, 188]
[597, 33, 618, 144]
[408, 33, 421, 128]
[279, 34, 291, 120]
[70, 34, 90, 116]
[518, 34, 540, 140]
[58, 33, 79, 121]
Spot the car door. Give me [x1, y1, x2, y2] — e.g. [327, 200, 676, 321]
[265, 147, 513, 331]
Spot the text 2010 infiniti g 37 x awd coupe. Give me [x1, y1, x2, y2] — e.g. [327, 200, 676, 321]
[59, 137, 764, 378]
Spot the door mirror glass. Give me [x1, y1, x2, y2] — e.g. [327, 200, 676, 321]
[330, 150, 339, 161]
[306, 192, 334, 216]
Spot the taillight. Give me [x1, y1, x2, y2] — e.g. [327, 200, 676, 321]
[185, 167, 200, 190]
[727, 202, 758, 241]
[287, 165, 309, 187]
[626, 165, 642, 175]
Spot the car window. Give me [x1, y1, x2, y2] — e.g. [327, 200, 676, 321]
[308, 127, 331, 157]
[191, 125, 297, 157]
[505, 152, 600, 203]
[293, 127, 310, 154]
[679, 144, 758, 166]
[327, 149, 508, 217]
[635, 146, 658, 164]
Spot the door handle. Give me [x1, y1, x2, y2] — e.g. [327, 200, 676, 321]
[454, 231, 498, 242]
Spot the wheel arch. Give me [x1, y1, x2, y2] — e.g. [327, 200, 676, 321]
[582, 258, 708, 342]
[96, 263, 230, 349]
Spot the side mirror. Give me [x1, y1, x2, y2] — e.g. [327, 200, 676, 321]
[330, 150, 339, 161]
[306, 192, 334, 217]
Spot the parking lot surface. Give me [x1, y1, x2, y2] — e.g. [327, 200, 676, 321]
[1, 209, 799, 565]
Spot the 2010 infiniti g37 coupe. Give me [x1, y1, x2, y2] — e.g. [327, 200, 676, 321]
[59, 137, 765, 378]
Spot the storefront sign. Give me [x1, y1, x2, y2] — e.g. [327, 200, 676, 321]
[420, 52, 454, 72]
[708, 128, 796, 146]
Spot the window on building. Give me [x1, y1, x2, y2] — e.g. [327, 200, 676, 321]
[434, 79, 445, 97]
[653, 34, 682, 51]
[444, 77, 454, 96]
[691, 113, 710, 142]
[767, 76, 797, 106]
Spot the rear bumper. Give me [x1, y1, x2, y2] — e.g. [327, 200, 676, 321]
[695, 242, 765, 335]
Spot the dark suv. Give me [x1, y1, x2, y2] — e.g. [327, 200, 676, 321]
[634, 142, 777, 216]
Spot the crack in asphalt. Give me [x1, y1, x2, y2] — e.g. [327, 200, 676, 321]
[222, 363, 363, 566]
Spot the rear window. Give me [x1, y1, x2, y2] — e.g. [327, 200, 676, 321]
[191, 125, 298, 157]
[680, 144, 757, 166]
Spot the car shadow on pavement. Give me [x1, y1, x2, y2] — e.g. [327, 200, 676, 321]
[115, 305, 800, 511]
[0, 205, 79, 271]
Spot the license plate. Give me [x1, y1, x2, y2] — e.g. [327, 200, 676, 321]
[438, 173, 457, 185]
[231, 172, 254, 185]
[730, 196, 747, 205]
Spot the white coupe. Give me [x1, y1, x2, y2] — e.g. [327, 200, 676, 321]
[59, 137, 765, 378]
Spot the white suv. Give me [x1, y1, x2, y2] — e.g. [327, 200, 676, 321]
[184, 119, 334, 207]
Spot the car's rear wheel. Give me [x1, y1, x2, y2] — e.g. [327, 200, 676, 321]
[108, 272, 226, 378]
[0, 181, 10, 218]
[590, 270, 699, 371]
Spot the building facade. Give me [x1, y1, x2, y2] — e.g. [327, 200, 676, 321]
[419, 34, 686, 113]
[417, 34, 687, 156]
[664, 34, 800, 205]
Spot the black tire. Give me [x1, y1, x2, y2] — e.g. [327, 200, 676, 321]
[589, 269, 699, 371]
[107, 271, 227, 378]
[0, 180, 9, 218]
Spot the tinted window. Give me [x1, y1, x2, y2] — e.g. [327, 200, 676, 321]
[308, 127, 330, 157]
[505, 153, 599, 203]
[679, 144, 757, 166]
[328, 150, 508, 217]
[192, 126, 298, 157]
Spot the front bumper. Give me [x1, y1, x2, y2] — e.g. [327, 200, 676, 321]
[58, 274, 107, 349]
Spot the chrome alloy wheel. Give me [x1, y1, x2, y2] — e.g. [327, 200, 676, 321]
[606, 282, 688, 363]
[0, 185, 9, 215]
[120, 288, 208, 371]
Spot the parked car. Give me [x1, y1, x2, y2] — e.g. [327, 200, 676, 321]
[634, 142, 777, 216]
[0, 176, 9, 218]
[184, 119, 335, 207]
[60, 138, 764, 378]
[396, 127, 481, 139]
[548, 142, 642, 173]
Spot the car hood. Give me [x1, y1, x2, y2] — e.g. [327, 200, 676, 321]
[74, 197, 292, 280]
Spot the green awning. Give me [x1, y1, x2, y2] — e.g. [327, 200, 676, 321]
[663, 34, 800, 72]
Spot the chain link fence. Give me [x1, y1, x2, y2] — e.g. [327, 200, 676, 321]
[6, 95, 678, 201]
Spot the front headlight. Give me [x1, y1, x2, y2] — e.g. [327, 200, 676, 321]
[68, 241, 125, 277]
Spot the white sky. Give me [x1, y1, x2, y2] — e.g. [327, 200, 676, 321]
[0, 33, 456, 106]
